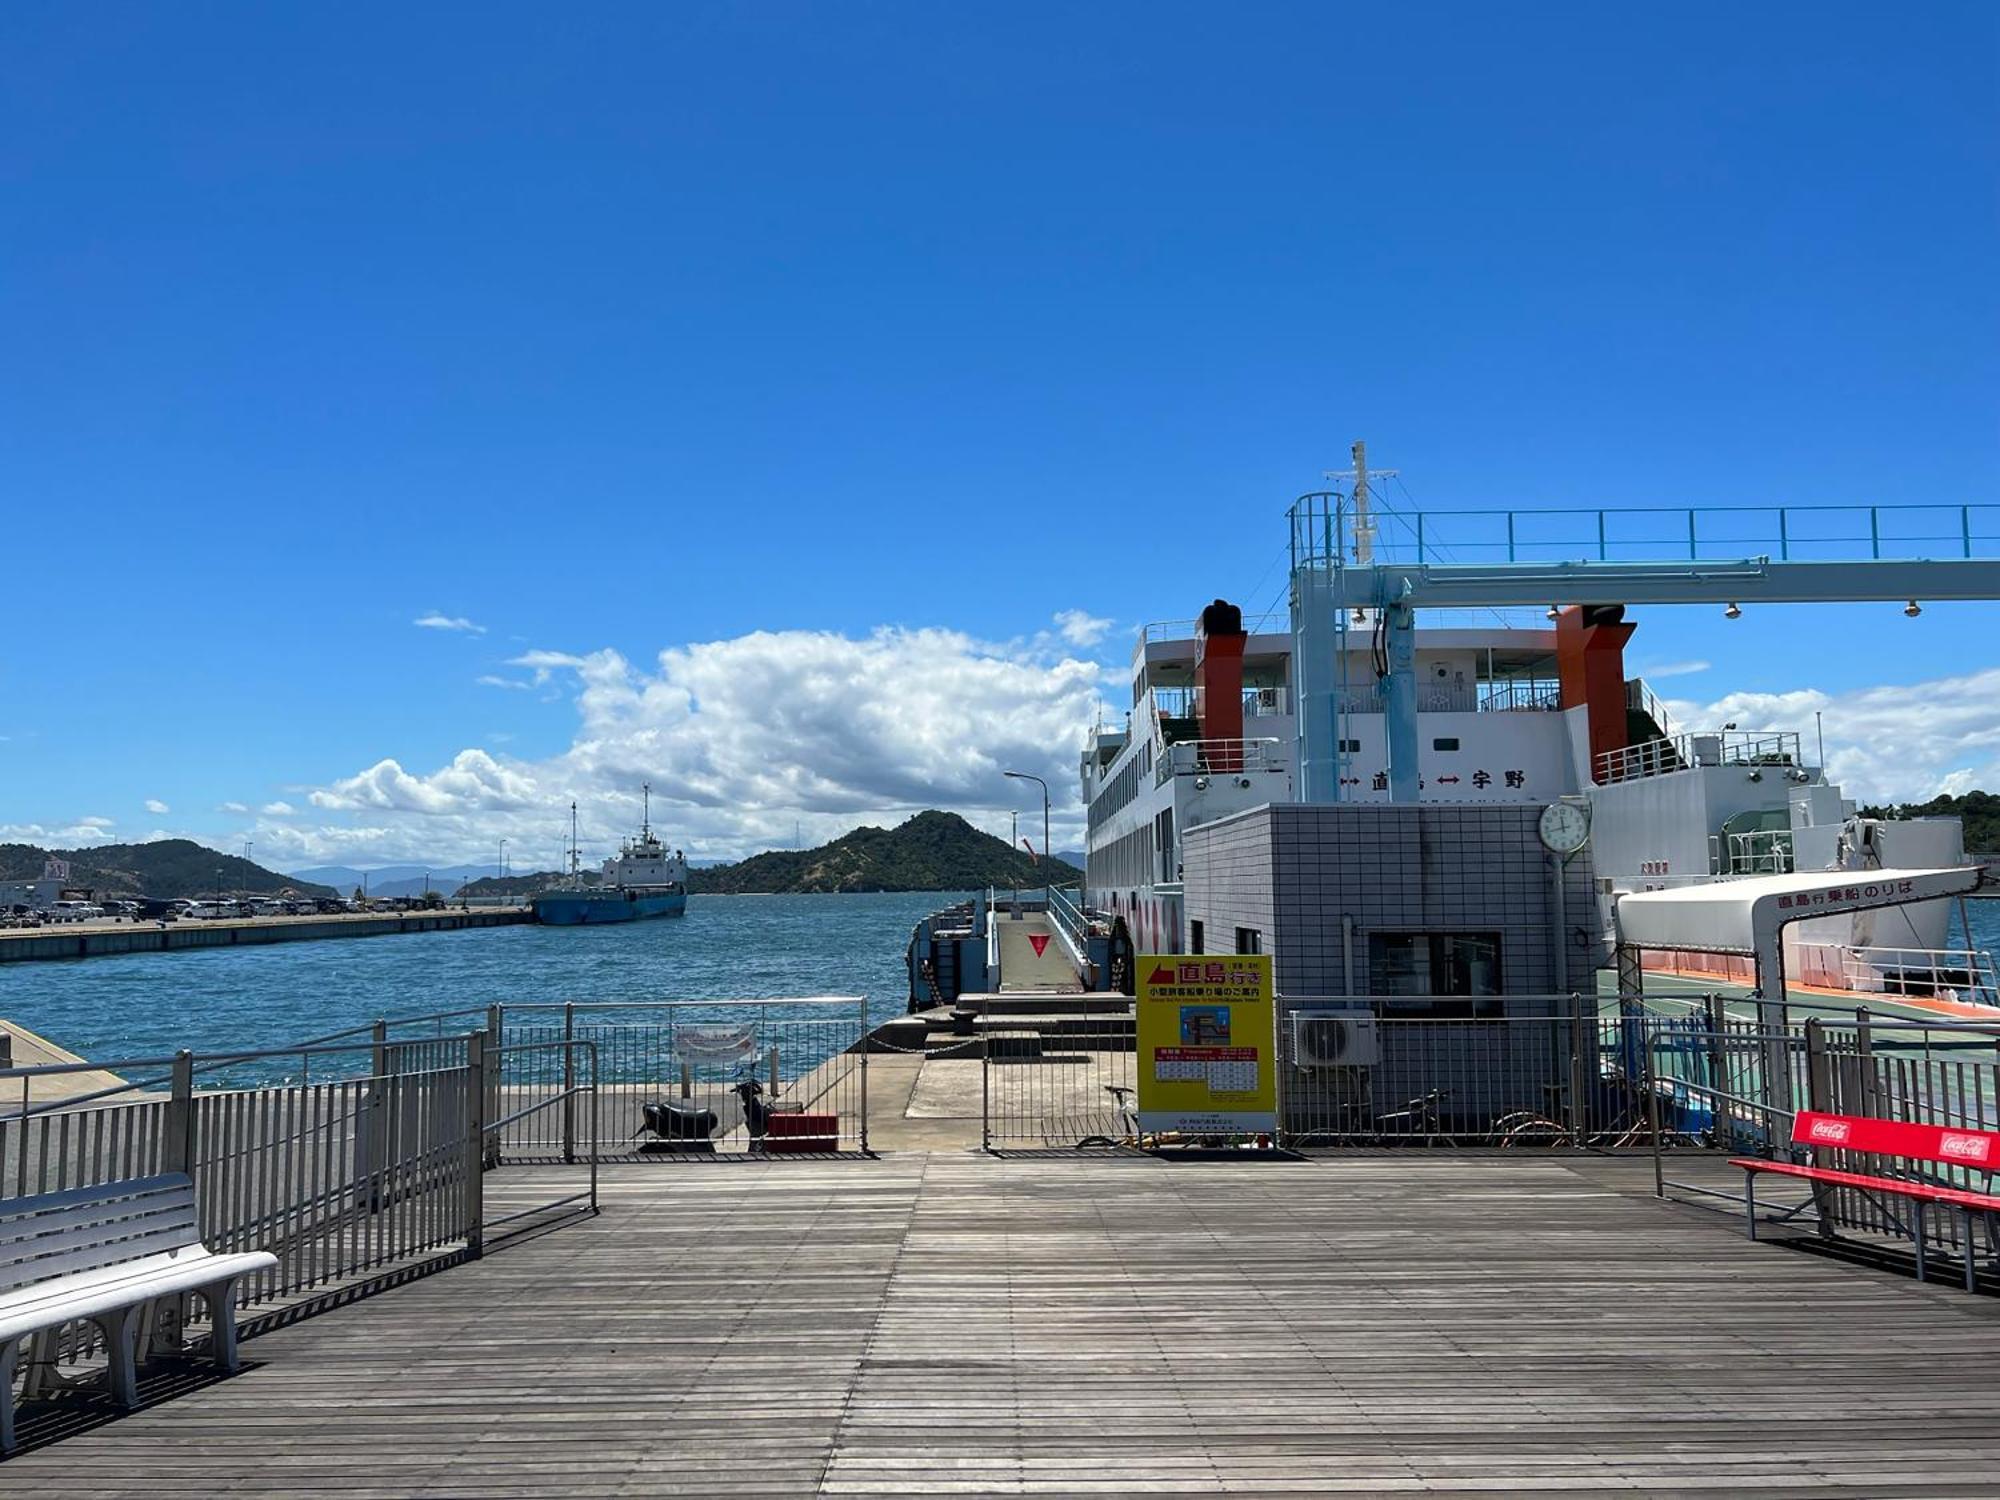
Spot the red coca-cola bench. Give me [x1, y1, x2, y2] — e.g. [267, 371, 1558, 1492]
[1732, 1110, 2000, 1291]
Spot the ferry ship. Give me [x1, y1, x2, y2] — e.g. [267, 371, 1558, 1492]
[533, 787, 689, 926]
[1082, 597, 1972, 997]
[912, 446, 2000, 1012]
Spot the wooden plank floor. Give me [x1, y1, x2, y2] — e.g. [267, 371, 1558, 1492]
[7, 1152, 2000, 1496]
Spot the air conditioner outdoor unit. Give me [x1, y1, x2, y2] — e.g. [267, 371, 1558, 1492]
[1255, 688, 1281, 711]
[1291, 1010, 1379, 1068]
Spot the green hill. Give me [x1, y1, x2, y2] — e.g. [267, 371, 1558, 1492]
[463, 813, 1080, 898]
[1858, 790, 2000, 855]
[691, 811, 1081, 894]
[0, 839, 336, 901]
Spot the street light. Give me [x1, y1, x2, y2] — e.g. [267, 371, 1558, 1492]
[1003, 770, 1050, 899]
[498, 838, 508, 883]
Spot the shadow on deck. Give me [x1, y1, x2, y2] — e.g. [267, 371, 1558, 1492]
[6, 1152, 1999, 1496]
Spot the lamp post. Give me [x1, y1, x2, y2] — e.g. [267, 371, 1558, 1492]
[1003, 770, 1050, 902]
[498, 838, 508, 885]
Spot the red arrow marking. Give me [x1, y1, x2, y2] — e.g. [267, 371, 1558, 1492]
[1029, 934, 1050, 957]
[1147, 964, 1177, 986]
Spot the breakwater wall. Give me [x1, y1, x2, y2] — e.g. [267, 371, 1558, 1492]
[0, 907, 534, 964]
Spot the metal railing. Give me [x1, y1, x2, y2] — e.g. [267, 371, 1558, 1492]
[1154, 737, 1288, 785]
[1626, 677, 1684, 740]
[1596, 729, 1804, 785]
[494, 998, 870, 1155]
[1643, 1010, 2000, 1266]
[1138, 612, 1289, 645]
[1045, 885, 1094, 986]
[1, 1036, 507, 1315]
[1289, 495, 2000, 570]
[1478, 678, 1564, 713]
[981, 1023, 1137, 1150]
[1148, 685, 1292, 720]
[1792, 943, 2000, 1007]
[1724, 828, 1795, 875]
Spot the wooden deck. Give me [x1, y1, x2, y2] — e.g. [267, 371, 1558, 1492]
[7, 1152, 2000, 1495]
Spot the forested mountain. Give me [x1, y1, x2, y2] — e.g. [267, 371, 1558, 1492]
[0, 840, 336, 900]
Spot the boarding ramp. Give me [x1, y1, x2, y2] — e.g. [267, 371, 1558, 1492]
[994, 910, 1084, 993]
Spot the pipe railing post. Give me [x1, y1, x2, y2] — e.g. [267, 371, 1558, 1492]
[483, 1004, 504, 1168]
[463, 1031, 485, 1260]
[562, 1001, 576, 1164]
[1644, 1021, 1663, 1199]
[858, 993, 871, 1155]
[1567, 992, 1590, 1146]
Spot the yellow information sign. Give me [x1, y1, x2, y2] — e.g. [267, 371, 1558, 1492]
[1134, 953, 1277, 1135]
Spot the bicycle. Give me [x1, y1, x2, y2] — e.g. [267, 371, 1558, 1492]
[1075, 1084, 1186, 1151]
[1371, 1088, 1456, 1146]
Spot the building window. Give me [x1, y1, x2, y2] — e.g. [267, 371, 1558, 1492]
[1367, 931, 1502, 1016]
[1235, 926, 1262, 954]
[1432, 737, 1460, 752]
[1338, 738, 1361, 754]
[1189, 920, 1204, 953]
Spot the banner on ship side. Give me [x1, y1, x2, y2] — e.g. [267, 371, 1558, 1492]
[1134, 953, 1277, 1136]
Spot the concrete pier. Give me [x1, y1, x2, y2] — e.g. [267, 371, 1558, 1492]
[0, 907, 533, 964]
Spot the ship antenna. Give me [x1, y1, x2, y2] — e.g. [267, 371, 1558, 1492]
[642, 782, 651, 840]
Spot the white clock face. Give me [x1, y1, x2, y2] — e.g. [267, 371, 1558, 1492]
[1538, 800, 1591, 854]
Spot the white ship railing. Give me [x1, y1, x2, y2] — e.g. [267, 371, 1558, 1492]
[1479, 678, 1564, 712]
[1723, 829, 1795, 876]
[1792, 943, 2000, 1007]
[1626, 677, 1684, 740]
[1596, 729, 1805, 785]
[1138, 611, 1289, 645]
[1155, 737, 1288, 786]
[1148, 685, 1292, 720]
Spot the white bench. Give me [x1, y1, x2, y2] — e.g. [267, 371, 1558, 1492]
[1, 1172, 276, 1452]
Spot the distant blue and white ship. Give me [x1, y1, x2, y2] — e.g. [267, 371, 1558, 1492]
[533, 787, 689, 926]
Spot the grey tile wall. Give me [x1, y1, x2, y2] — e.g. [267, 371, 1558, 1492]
[1184, 803, 1601, 1011]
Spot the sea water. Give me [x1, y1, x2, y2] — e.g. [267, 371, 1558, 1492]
[0, 891, 962, 1071]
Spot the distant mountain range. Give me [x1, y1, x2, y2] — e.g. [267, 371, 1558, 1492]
[1, 840, 336, 901]
[458, 811, 1082, 898]
[289, 863, 497, 898]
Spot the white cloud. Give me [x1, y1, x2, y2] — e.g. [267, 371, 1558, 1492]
[247, 624, 1108, 865]
[144, 798, 170, 814]
[1053, 609, 1114, 648]
[1635, 659, 1711, 680]
[1663, 665, 2000, 804]
[414, 613, 486, 635]
[261, 801, 296, 816]
[476, 675, 533, 691]
[0, 819, 120, 845]
[217, 801, 250, 815]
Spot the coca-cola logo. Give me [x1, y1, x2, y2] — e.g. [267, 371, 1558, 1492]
[1807, 1119, 1851, 1144]
[1939, 1133, 1993, 1163]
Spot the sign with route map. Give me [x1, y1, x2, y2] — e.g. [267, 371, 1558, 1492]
[1134, 953, 1276, 1136]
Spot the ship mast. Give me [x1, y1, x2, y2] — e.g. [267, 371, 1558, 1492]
[641, 782, 651, 842]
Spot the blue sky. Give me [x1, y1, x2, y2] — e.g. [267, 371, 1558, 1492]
[2, 2, 1996, 866]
